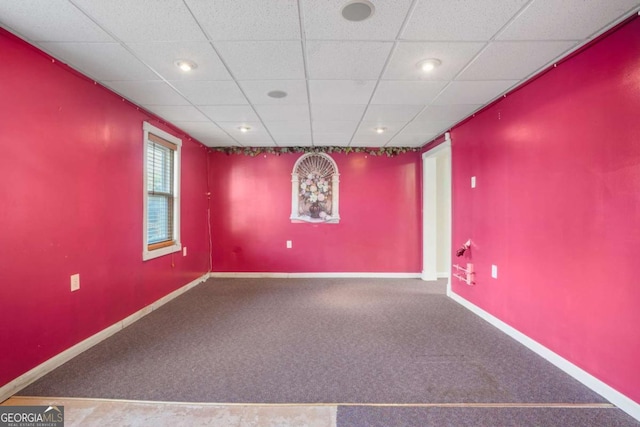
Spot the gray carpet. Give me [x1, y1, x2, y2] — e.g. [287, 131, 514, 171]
[20, 278, 611, 405]
[337, 406, 640, 427]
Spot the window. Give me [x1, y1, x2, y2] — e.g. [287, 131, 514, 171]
[143, 122, 181, 260]
[290, 152, 340, 223]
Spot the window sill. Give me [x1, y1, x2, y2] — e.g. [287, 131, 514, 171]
[143, 243, 182, 261]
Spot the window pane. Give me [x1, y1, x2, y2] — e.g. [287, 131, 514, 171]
[147, 143, 174, 194]
[147, 194, 173, 244]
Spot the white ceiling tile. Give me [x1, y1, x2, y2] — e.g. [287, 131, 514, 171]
[239, 80, 308, 105]
[38, 42, 157, 81]
[312, 133, 353, 146]
[497, 0, 640, 40]
[238, 140, 280, 147]
[73, 0, 205, 42]
[271, 132, 312, 142]
[387, 131, 437, 147]
[402, 119, 454, 136]
[362, 105, 423, 122]
[170, 81, 247, 105]
[104, 80, 189, 106]
[216, 122, 274, 143]
[126, 42, 231, 81]
[172, 121, 238, 147]
[414, 104, 482, 123]
[371, 81, 448, 105]
[185, 0, 300, 40]
[432, 80, 518, 105]
[313, 121, 359, 134]
[0, 0, 113, 42]
[265, 121, 311, 134]
[301, 0, 414, 40]
[198, 106, 259, 122]
[309, 80, 376, 104]
[458, 41, 576, 80]
[215, 41, 304, 80]
[254, 105, 310, 122]
[402, 0, 528, 41]
[143, 105, 209, 122]
[311, 105, 367, 122]
[306, 41, 393, 80]
[277, 138, 313, 147]
[383, 42, 485, 80]
[197, 138, 239, 148]
[351, 122, 407, 146]
[349, 141, 386, 148]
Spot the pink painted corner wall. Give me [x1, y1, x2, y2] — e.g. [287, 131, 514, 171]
[0, 30, 210, 387]
[208, 151, 421, 273]
[451, 18, 640, 403]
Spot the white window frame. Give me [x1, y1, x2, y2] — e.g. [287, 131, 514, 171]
[290, 152, 340, 224]
[142, 122, 182, 261]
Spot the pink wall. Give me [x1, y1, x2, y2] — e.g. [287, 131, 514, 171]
[208, 151, 421, 272]
[451, 18, 640, 403]
[0, 30, 210, 387]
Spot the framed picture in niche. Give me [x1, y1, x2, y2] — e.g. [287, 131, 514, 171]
[290, 152, 340, 223]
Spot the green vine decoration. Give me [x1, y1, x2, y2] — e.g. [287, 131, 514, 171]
[210, 146, 420, 157]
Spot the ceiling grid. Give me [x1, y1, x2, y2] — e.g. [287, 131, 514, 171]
[1, 0, 638, 148]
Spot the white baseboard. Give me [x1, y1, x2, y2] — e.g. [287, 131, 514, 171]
[208, 272, 421, 279]
[448, 291, 640, 422]
[436, 272, 449, 279]
[0, 273, 209, 403]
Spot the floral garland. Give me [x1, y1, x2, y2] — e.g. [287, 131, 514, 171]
[210, 146, 419, 157]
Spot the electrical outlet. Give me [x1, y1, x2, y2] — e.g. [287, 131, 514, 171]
[183, 246, 187, 256]
[286, 240, 292, 249]
[70, 274, 80, 291]
[491, 265, 498, 279]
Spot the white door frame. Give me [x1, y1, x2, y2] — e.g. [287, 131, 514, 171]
[422, 132, 452, 282]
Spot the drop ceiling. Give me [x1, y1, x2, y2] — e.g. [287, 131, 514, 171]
[1, 0, 638, 148]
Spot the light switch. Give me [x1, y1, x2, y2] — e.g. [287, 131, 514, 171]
[183, 247, 187, 256]
[471, 176, 476, 188]
[491, 265, 498, 279]
[286, 240, 292, 249]
[70, 274, 80, 291]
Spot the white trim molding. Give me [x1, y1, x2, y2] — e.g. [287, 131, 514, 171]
[208, 272, 421, 279]
[448, 290, 640, 422]
[0, 273, 209, 403]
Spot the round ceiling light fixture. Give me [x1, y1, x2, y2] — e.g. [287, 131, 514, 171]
[238, 126, 251, 133]
[267, 90, 288, 99]
[341, 0, 375, 22]
[375, 127, 386, 134]
[174, 59, 198, 73]
[417, 58, 442, 73]
[175, 59, 198, 72]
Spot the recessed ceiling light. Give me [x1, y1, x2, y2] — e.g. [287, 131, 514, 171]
[175, 59, 197, 72]
[375, 127, 386, 134]
[239, 126, 251, 133]
[267, 90, 288, 99]
[417, 58, 442, 73]
[341, 0, 375, 22]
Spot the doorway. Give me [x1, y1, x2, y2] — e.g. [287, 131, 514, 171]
[422, 133, 452, 288]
